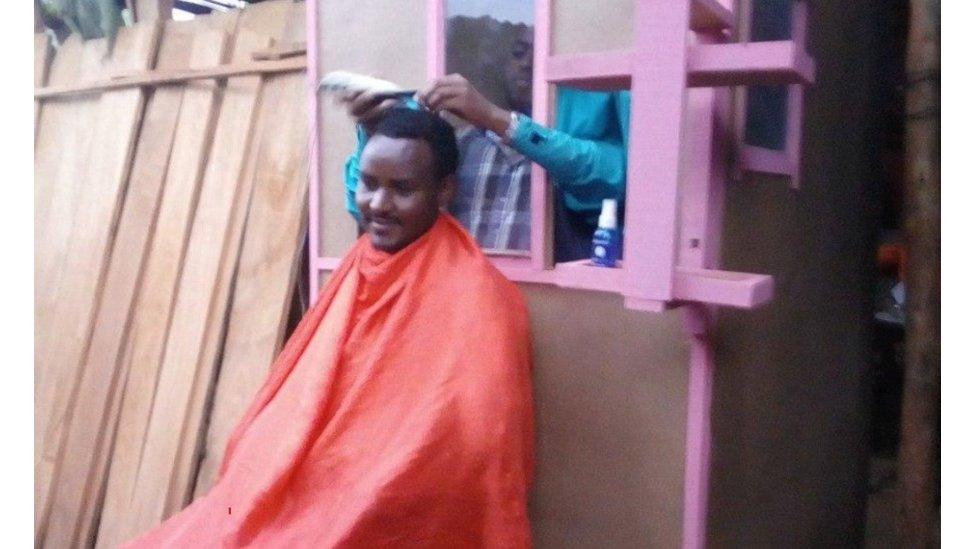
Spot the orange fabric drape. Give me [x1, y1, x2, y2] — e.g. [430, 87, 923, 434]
[126, 215, 534, 548]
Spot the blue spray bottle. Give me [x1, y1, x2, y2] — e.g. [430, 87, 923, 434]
[591, 199, 621, 268]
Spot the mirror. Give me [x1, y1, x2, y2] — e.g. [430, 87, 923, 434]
[443, 0, 535, 254]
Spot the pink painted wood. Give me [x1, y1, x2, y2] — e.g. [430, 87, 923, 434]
[546, 40, 813, 91]
[785, 1, 809, 188]
[427, 0, 444, 79]
[687, 40, 815, 86]
[736, 0, 812, 187]
[529, 0, 551, 271]
[621, 0, 691, 304]
[676, 31, 727, 549]
[307, 0, 321, 301]
[681, 303, 715, 549]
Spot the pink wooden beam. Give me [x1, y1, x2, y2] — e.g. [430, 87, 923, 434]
[681, 303, 715, 549]
[735, 2, 812, 186]
[306, 0, 321, 301]
[687, 40, 815, 87]
[546, 40, 814, 92]
[552, 260, 625, 293]
[315, 256, 341, 271]
[621, 0, 691, 302]
[678, 84, 722, 268]
[529, 0, 552, 271]
[674, 267, 774, 309]
[785, 1, 810, 188]
[426, 0, 445, 79]
[676, 31, 734, 549]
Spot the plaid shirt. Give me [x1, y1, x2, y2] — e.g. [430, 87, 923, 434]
[449, 126, 532, 253]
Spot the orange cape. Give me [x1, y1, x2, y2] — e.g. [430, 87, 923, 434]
[126, 215, 534, 547]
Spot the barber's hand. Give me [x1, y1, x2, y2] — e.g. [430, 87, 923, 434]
[418, 74, 511, 136]
[338, 89, 399, 128]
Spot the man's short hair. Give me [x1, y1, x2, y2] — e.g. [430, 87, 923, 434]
[371, 107, 459, 181]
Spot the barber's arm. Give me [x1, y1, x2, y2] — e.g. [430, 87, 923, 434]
[342, 124, 369, 222]
[419, 76, 627, 221]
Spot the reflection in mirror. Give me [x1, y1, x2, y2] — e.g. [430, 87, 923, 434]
[443, 0, 535, 254]
[446, 0, 534, 114]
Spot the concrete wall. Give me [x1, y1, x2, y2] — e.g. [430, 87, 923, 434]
[523, 286, 689, 548]
[708, 1, 882, 546]
[314, 1, 881, 547]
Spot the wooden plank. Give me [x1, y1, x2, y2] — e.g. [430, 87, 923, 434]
[34, 33, 53, 142]
[193, 3, 309, 497]
[94, 18, 237, 549]
[898, 0, 940, 546]
[34, 37, 105, 340]
[33, 32, 95, 541]
[34, 56, 308, 99]
[34, 24, 161, 544]
[252, 40, 307, 60]
[166, 1, 296, 513]
[113, 0, 291, 535]
[39, 20, 197, 549]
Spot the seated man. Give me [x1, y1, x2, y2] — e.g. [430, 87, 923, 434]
[343, 27, 630, 261]
[125, 108, 535, 548]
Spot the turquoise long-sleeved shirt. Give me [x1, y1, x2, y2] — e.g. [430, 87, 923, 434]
[345, 88, 630, 229]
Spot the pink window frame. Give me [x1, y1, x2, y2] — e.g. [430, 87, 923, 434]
[735, 1, 810, 188]
[308, 0, 813, 310]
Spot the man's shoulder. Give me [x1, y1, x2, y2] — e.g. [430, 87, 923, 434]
[460, 255, 528, 321]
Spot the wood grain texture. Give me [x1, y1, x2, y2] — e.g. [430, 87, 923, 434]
[193, 2, 309, 497]
[34, 37, 104, 345]
[898, 0, 940, 546]
[34, 56, 307, 99]
[165, 1, 295, 514]
[40, 20, 196, 549]
[110, 0, 291, 536]
[95, 19, 236, 549]
[34, 34, 95, 541]
[35, 25, 161, 544]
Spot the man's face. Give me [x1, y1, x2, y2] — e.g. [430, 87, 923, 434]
[356, 135, 449, 253]
[503, 27, 534, 114]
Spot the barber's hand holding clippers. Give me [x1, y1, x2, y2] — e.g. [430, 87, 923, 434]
[418, 73, 512, 137]
[325, 70, 512, 136]
[340, 88, 402, 127]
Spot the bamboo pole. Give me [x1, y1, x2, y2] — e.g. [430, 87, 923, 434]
[898, 0, 940, 546]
